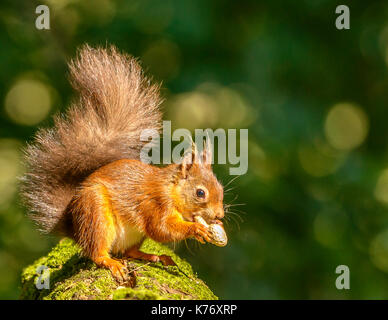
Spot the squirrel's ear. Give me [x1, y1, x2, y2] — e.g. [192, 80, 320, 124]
[180, 151, 193, 179]
[200, 137, 212, 169]
[179, 142, 199, 178]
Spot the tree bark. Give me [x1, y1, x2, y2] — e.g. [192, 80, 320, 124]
[20, 238, 217, 300]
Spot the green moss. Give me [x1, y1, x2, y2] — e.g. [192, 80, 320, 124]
[20, 238, 218, 300]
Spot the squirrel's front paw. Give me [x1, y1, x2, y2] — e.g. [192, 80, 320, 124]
[191, 222, 212, 244]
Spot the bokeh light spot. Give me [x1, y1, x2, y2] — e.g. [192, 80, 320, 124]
[167, 83, 255, 130]
[374, 169, 388, 205]
[170, 91, 219, 130]
[5, 79, 52, 126]
[298, 141, 346, 177]
[0, 139, 23, 209]
[44, 0, 78, 10]
[250, 142, 280, 181]
[324, 103, 369, 151]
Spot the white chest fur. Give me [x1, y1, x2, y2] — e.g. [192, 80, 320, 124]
[111, 222, 144, 254]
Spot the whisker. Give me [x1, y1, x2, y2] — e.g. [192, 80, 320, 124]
[224, 175, 241, 189]
[224, 186, 237, 194]
[225, 203, 246, 208]
[224, 193, 241, 206]
[226, 211, 244, 222]
[220, 172, 246, 234]
[225, 208, 246, 218]
[224, 202, 246, 217]
[225, 207, 244, 219]
[195, 239, 202, 251]
[227, 213, 241, 231]
[222, 217, 230, 227]
[231, 209, 246, 216]
[184, 239, 195, 256]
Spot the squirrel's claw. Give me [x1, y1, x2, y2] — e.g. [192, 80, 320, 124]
[192, 222, 212, 244]
[195, 236, 206, 244]
[110, 261, 129, 282]
[97, 256, 129, 283]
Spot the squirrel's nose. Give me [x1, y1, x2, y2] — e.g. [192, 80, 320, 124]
[216, 207, 224, 219]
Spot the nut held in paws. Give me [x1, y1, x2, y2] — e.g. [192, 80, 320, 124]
[194, 216, 228, 247]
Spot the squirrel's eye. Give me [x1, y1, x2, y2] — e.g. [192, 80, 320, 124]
[196, 188, 206, 198]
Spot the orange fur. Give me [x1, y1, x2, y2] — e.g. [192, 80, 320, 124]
[65, 158, 221, 279]
[22, 45, 224, 281]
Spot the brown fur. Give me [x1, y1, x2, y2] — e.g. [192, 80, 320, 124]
[20, 45, 224, 280]
[21, 45, 162, 234]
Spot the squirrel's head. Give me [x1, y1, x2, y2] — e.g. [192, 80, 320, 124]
[171, 141, 224, 223]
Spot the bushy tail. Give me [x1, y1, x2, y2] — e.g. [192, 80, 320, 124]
[21, 45, 162, 233]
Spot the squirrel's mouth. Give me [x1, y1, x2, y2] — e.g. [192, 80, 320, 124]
[185, 212, 223, 227]
[184, 213, 201, 223]
[191, 212, 211, 224]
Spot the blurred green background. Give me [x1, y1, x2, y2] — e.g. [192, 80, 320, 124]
[1, 0, 388, 299]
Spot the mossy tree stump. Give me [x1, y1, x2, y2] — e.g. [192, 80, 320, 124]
[20, 238, 217, 300]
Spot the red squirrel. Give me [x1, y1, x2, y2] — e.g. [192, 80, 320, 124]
[21, 45, 225, 281]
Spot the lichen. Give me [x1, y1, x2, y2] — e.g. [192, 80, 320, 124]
[20, 238, 218, 300]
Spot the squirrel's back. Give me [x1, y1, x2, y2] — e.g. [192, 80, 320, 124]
[20, 45, 162, 234]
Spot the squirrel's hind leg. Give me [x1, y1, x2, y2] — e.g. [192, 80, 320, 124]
[123, 245, 176, 266]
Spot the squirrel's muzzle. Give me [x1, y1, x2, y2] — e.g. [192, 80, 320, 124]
[215, 207, 224, 219]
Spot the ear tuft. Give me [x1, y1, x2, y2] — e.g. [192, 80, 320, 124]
[180, 149, 193, 179]
[200, 136, 213, 169]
